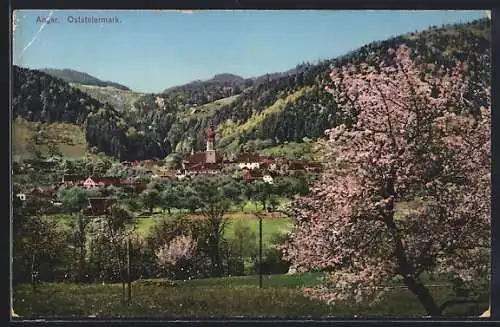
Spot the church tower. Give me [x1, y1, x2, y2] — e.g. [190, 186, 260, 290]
[206, 126, 216, 164]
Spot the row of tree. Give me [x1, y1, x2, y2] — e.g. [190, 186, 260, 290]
[13, 169, 303, 284]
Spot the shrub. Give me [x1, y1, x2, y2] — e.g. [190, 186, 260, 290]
[253, 232, 291, 275]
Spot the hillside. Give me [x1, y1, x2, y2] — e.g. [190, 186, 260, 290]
[163, 73, 247, 93]
[12, 66, 161, 161]
[12, 118, 88, 161]
[135, 18, 490, 157]
[39, 68, 131, 91]
[12, 18, 491, 162]
[70, 83, 144, 112]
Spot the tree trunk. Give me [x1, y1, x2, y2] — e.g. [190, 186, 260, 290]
[382, 173, 441, 316]
[79, 239, 86, 282]
[404, 276, 441, 316]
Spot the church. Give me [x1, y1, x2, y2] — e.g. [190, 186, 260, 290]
[182, 127, 225, 175]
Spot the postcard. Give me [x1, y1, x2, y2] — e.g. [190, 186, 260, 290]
[11, 9, 492, 320]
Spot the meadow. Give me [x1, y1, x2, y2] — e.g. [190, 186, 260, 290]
[12, 119, 88, 161]
[135, 212, 293, 247]
[12, 273, 489, 318]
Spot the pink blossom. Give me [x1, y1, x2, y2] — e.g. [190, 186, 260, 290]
[156, 234, 197, 267]
[286, 45, 491, 315]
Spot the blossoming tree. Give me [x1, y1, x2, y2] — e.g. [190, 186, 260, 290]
[285, 45, 491, 316]
[156, 234, 198, 279]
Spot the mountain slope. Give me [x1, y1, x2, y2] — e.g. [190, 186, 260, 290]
[70, 83, 144, 112]
[12, 66, 164, 161]
[39, 68, 131, 91]
[12, 18, 491, 162]
[152, 18, 491, 156]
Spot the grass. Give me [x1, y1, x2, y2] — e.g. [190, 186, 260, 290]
[224, 216, 294, 245]
[12, 274, 489, 318]
[173, 272, 324, 288]
[133, 211, 294, 248]
[12, 118, 88, 161]
[181, 95, 240, 120]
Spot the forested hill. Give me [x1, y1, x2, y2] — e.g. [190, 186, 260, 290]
[12, 66, 163, 161]
[39, 68, 131, 91]
[12, 18, 490, 161]
[132, 18, 490, 155]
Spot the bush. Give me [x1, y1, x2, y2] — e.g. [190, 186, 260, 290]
[253, 232, 291, 275]
[226, 221, 258, 276]
[147, 214, 213, 280]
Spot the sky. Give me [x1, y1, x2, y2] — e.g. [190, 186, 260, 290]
[12, 10, 489, 93]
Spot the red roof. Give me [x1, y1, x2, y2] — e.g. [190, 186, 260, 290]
[93, 178, 123, 185]
[84, 197, 117, 216]
[233, 153, 273, 163]
[84, 177, 134, 186]
[186, 162, 222, 171]
[185, 151, 224, 164]
[242, 169, 262, 182]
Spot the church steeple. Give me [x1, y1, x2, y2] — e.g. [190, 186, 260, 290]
[206, 126, 215, 151]
[206, 125, 216, 164]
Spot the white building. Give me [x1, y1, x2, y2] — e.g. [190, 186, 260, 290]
[263, 175, 274, 184]
[16, 193, 26, 201]
[238, 162, 260, 170]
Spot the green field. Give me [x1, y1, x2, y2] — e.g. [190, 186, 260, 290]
[224, 215, 294, 245]
[12, 119, 88, 161]
[134, 212, 294, 248]
[12, 273, 489, 318]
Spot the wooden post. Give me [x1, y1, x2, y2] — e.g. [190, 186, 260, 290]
[121, 243, 125, 305]
[127, 237, 131, 303]
[259, 214, 263, 289]
[31, 254, 37, 293]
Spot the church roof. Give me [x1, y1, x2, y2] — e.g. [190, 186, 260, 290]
[186, 162, 222, 171]
[185, 151, 224, 164]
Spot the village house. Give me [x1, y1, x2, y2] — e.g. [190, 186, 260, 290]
[151, 170, 177, 180]
[84, 197, 118, 216]
[233, 153, 275, 171]
[263, 175, 274, 184]
[16, 193, 26, 201]
[243, 169, 275, 184]
[83, 177, 98, 189]
[82, 177, 134, 189]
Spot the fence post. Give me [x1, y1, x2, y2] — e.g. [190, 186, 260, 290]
[127, 237, 131, 303]
[259, 214, 263, 289]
